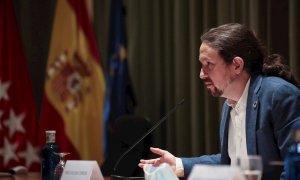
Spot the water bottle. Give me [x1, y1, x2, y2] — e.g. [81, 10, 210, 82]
[285, 123, 300, 180]
[41, 130, 60, 180]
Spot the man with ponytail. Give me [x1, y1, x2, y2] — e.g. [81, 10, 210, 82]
[139, 23, 300, 180]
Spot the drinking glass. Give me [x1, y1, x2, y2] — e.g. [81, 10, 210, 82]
[53, 152, 70, 179]
[233, 155, 263, 180]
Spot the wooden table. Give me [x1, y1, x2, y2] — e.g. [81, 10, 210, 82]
[0, 173, 119, 180]
[0, 173, 115, 180]
[0, 173, 40, 180]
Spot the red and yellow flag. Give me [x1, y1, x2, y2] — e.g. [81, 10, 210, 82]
[38, 0, 105, 164]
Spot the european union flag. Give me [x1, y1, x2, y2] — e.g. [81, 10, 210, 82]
[103, 0, 136, 152]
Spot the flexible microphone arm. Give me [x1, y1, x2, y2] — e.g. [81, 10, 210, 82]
[112, 98, 185, 174]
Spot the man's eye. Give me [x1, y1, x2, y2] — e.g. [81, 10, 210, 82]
[206, 62, 212, 68]
[200, 62, 208, 69]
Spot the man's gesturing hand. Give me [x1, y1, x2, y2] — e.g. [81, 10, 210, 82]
[138, 147, 177, 173]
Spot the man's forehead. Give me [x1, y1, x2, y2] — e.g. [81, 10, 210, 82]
[199, 42, 215, 52]
[199, 43, 217, 56]
[199, 43, 206, 52]
[199, 43, 225, 64]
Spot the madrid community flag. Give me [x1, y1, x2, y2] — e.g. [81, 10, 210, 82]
[38, 0, 106, 164]
[0, 0, 40, 171]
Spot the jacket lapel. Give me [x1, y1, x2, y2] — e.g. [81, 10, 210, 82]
[220, 105, 231, 164]
[245, 75, 262, 155]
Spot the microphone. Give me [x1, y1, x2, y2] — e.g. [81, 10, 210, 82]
[111, 98, 185, 177]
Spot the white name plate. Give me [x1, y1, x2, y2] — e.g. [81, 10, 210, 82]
[61, 160, 104, 180]
[188, 165, 245, 180]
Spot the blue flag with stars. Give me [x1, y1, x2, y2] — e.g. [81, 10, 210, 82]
[103, 0, 136, 153]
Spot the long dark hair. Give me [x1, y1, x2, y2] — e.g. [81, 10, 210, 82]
[263, 54, 299, 87]
[201, 23, 299, 88]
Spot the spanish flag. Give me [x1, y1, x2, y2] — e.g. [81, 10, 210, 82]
[38, 0, 105, 164]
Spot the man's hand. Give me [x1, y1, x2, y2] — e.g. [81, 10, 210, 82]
[138, 147, 177, 173]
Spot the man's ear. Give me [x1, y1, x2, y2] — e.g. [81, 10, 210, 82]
[232, 56, 244, 74]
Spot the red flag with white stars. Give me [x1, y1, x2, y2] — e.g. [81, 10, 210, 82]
[0, 0, 40, 171]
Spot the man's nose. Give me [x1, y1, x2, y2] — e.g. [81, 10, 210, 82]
[199, 68, 207, 79]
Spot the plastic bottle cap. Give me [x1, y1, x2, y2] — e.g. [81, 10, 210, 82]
[45, 130, 56, 143]
[46, 130, 56, 134]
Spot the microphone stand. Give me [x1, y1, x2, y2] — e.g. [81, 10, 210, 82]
[110, 99, 185, 179]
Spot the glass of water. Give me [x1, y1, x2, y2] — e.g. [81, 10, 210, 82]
[233, 155, 263, 180]
[53, 152, 70, 179]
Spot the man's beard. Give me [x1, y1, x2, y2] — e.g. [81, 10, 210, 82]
[205, 74, 238, 97]
[203, 76, 224, 97]
[208, 85, 223, 97]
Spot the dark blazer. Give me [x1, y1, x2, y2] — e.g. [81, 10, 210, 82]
[181, 75, 300, 179]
